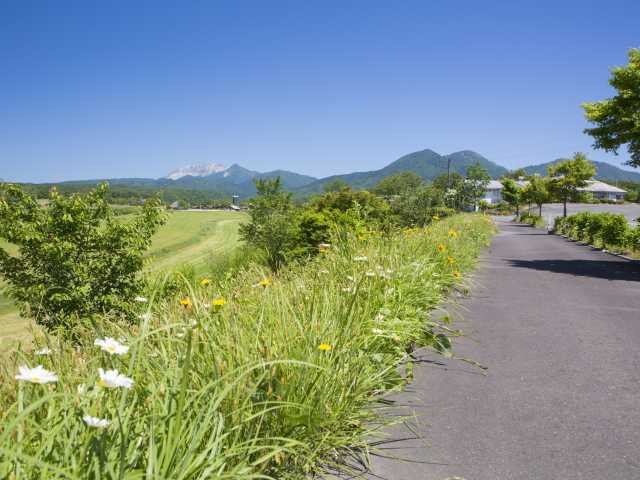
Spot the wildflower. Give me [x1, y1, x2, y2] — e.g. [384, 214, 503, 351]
[259, 277, 271, 288]
[432, 215, 440, 221]
[342, 287, 353, 293]
[366, 271, 375, 277]
[318, 243, 331, 253]
[94, 337, 129, 356]
[134, 296, 148, 303]
[453, 271, 461, 278]
[437, 244, 446, 253]
[212, 297, 226, 308]
[449, 229, 458, 238]
[138, 312, 152, 321]
[83, 415, 110, 429]
[97, 368, 134, 389]
[318, 343, 332, 351]
[448, 256, 455, 265]
[353, 256, 368, 262]
[372, 328, 384, 335]
[180, 298, 192, 309]
[374, 313, 385, 323]
[15, 365, 58, 384]
[35, 347, 52, 356]
[200, 278, 211, 287]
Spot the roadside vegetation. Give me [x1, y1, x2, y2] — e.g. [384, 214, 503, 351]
[553, 211, 640, 256]
[0, 178, 495, 478]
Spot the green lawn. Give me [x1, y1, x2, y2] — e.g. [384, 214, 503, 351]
[0, 210, 246, 349]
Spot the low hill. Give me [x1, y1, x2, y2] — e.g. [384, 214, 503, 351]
[295, 149, 508, 195]
[522, 159, 640, 182]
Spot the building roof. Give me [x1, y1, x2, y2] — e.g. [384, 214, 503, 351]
[486, 180, 503, 190]
[579, 180, 626, 193]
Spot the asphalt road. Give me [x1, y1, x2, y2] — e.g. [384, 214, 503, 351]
[359, 218, 640, 480]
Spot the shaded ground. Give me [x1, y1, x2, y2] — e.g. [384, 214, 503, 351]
[355, 218, 640, 480]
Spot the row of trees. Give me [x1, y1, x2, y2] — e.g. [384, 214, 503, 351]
[500, 153, 597, 217]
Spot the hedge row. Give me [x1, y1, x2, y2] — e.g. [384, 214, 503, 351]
[553, 211, 640, 251]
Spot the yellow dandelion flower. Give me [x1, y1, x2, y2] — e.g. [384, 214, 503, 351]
[432, 215, 440, 221]
[448, 229, 458, 238]
[448, 255, 455, 264]
[453, 271, 461, 278]
[200, 278, 211, 287]
[259, 277, 271, 288]
[437, 244, 446, 253]
[180, 298, 192, 309]
[318, 343, 332, 351]
[212, 297, 226, 308]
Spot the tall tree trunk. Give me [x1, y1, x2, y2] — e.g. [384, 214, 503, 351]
[539, 203, 542, 216]
[563, 197, 567, 217]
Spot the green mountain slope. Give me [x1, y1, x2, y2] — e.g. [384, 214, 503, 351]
[522, 159, 640, 182]
[295, 149, 507, 195]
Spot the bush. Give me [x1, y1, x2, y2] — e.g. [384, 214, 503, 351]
[0, 183, 165, 335]
[553, 211, 633, 251]
[238, 178, 298, 271]
[517, 212, 544, 227]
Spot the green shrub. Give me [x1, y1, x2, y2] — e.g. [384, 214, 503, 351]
[0, 183, 165, 335]
[238, 178, 299, 271]
[600, 214, 629, 247]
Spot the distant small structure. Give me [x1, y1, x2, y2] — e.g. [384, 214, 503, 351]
[578, 180, 626, 202]
[169, 201, 180, 210]
[480, 178, 626, 204]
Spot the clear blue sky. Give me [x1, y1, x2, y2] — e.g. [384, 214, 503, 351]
[1, 0, 639, 183]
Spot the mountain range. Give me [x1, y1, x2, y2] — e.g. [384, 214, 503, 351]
[18, 149, 640, 198]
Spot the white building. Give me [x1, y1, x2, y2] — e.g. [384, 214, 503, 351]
[578, 180, 626, 202]
[480, 178, 626, 204]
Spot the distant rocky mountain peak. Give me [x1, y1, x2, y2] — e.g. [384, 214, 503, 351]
[166, 163, 227, 180]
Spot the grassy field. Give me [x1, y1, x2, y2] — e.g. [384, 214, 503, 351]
[0, 210, 246, 349]
[0, 214, 495, 478]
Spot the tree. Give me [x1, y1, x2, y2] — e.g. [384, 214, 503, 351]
[432, 172, 465, 210]
[323, 178, 351, 193]
[548, 153, 596, 217]
[0, 183, 165, 334]
[500, 178, 521, 216]
[522, 176, 550, 217]
[463, 162, 491, 211]
[504, 168, 527, 180]
[239, 177, 297, 271]
[372, 171, 423, 197]
[583, 48, 640, 168]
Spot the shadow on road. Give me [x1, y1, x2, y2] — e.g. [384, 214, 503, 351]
[506, 259, 640, 281]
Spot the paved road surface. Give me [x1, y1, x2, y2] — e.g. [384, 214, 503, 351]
[360, 218, 640, 480]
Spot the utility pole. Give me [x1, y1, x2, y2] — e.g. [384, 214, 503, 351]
[447, 157, 452, 189]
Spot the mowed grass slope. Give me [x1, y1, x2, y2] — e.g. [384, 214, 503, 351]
[0, 210, 246, 348]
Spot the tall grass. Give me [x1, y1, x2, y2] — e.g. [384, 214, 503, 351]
[0, 214, 494, 479]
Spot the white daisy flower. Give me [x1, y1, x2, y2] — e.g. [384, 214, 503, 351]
[372, 328, 384, 335]
[366, 271, 375, 277]
[374, 313, 385, 323]
[35, 347, 52, 356]
[134, 296, 148, 303]
[353, 256, 368, 262]
[83, 415, 110, 429]
[15, 365, 58, 384]
[97, 368, 134, 389]
[94, 338, 129, 356]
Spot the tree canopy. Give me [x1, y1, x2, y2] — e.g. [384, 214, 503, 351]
[372, 171, 423, 197]
[548, 153, 596, 216]
[583, 48, 640, 168]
